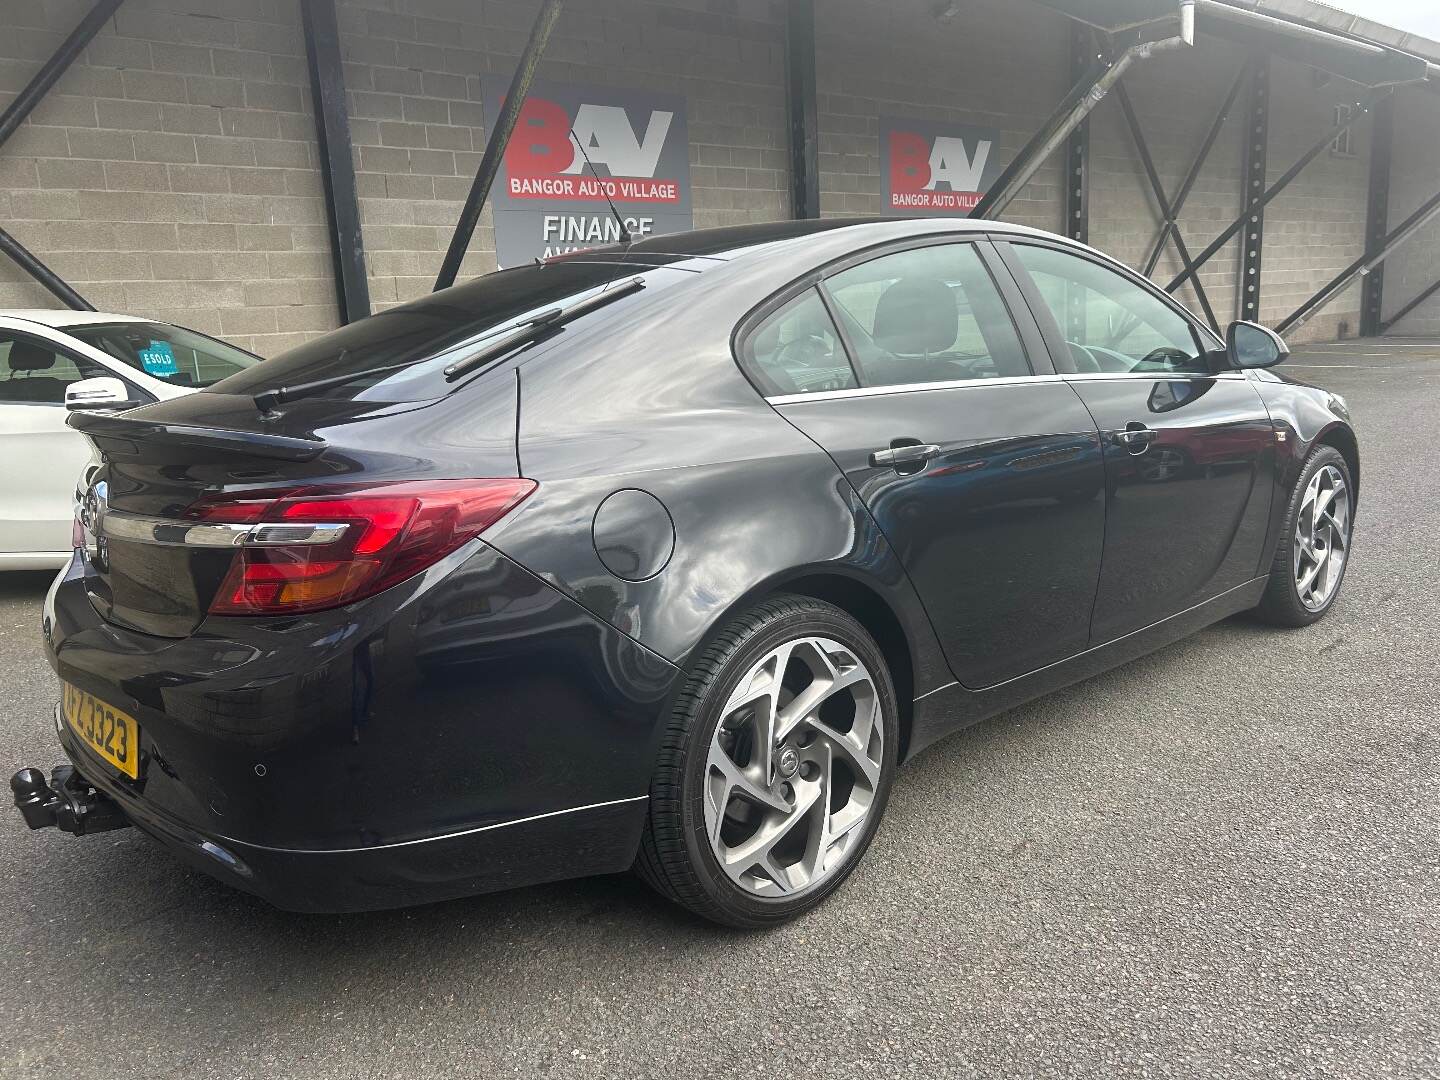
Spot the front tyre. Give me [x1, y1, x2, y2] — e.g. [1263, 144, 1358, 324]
[636, 596, 898, 927]
[1253, 444, 1354, 627]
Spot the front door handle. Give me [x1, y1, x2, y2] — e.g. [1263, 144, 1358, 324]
[1110, 424, 1157, 455]
[869, 442, 941, 469]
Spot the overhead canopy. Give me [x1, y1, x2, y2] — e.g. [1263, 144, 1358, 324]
[1026, 0, 1176, 32]
[1195, 1, 1429, 87]
[1029, 0, 1431, 87]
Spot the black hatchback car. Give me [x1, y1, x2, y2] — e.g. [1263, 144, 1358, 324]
[14, 219, 1357, 927]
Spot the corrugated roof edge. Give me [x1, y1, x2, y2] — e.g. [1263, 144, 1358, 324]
[1222, 0, 1440, 64]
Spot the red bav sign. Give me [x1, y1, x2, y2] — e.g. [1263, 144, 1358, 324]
[483, 79, 693, 265]
[881, 117, 1001, 215]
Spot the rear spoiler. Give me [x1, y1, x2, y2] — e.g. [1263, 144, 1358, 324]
[67, 410, 326, 462]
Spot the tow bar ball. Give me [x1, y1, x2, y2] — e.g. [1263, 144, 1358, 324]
[10, 766, 130, 836]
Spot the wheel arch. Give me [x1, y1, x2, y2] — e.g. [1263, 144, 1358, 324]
[707, 568, 921, 761]
[1315, 422, 1360, 505]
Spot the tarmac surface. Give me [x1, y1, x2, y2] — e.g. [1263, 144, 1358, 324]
[0, 340, 1436, 1078]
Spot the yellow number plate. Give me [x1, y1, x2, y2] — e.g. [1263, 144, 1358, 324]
[62, 683, 140, 779]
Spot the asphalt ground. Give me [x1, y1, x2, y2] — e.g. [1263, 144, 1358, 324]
[1, 340, 1436, 1079]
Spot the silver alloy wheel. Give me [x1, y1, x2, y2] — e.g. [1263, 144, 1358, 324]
[1294, 463, 1350, 611]
[703, 636, 883, 899]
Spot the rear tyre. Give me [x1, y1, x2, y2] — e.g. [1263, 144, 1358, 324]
[636, 596, 898, 928]
[1252, 444, 1354, 627]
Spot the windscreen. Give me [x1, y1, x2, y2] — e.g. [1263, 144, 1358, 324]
[213, 260, 689, 404]
[67, 322, 261, 388]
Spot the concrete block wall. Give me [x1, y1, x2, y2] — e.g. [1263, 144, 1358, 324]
[0, 0, 789, 344]
[815, 0, 1069, 233]
[1087, 33, 1251, 334]
[0, 0, 335, 357]
[0, 0, 1431, 351]
[1382, 85, 1440, 336]
[337, 0, 790, 308]
[1255, 55, 1372, 343]
[813, 8, 1375, 345]
[1083, 42, 1373, 345]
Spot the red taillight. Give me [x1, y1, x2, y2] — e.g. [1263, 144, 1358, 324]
[189, 479, 536, 616]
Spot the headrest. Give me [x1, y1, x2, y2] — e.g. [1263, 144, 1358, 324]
[873, 278, 958, 355]
[7, 340, 56, 372]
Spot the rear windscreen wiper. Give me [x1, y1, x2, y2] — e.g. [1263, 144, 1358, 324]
[252, 277, 646, 414]
[442, 276, 645, 382]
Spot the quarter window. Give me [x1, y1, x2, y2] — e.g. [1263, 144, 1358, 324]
[743, 288, 857, 397]
[824, 242, 1030, 388]
[0, 333, 106, 406]
[1010, 243, 1207, 375]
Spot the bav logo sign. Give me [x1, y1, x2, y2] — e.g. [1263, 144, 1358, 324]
[881, 116, 1001, 215]
[482, 78, 693, 266]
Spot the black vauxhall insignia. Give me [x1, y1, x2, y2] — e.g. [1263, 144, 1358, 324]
[13, 218, 1358, 927]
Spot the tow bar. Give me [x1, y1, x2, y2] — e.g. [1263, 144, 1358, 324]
[10, 766, 131, 836]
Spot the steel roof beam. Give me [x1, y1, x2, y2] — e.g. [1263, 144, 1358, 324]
[1165, 85, 1389, 295]
[435, 0, 564, 291]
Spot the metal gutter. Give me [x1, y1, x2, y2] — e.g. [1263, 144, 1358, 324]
[1195, 0, 1432, 86]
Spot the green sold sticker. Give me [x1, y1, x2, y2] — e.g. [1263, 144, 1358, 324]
[137, 340, 178, 377]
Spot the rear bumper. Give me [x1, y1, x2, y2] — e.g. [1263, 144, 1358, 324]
[39, 541, 681, 911]
[57, 717, 647, 912]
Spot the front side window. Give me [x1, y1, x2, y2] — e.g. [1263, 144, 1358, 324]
[0, 333, 106, 405]
[1010, 243, 1207, 375]
[743, 288, 857, 396]
[824, 242, 1031, 388]
[65, 321, 260, 389]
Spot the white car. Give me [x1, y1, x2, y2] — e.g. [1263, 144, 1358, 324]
[0, 310, 261, 569]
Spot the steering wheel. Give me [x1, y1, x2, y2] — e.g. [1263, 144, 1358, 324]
[775, 334, 834, 368]
[1134, 346, 1195, 373]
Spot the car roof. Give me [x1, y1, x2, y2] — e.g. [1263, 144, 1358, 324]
[0, 309, 152, 329]
[558, 217, 1053, 265]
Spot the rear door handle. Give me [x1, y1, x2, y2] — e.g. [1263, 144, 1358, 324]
[1110, 424, 1157, 455]
[869, 442, 941, 469]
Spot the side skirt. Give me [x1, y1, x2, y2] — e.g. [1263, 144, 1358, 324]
[904, 576, 1269, 762]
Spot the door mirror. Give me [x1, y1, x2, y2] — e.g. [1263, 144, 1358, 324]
[64, 376, 141, 412]
[1226, 321, 1289, 369]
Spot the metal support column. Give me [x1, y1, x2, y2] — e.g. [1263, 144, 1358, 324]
[0, 0, 124, 152]
[1237, 56, 1269, 323]
[785, 0, 820, 220]
[1359, 94, 1393, 337]
[0, 227, 94, 311]
[434, 0, 564, 291]
[1063, 23, 1094, 245]
[302, 0, 370, 325]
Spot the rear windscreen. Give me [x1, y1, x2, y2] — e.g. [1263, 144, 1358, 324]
[213, 261, 690, 404]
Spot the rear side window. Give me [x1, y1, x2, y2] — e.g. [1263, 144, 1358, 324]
[214, 261, 689, 404]
[743, 289, 857, 396]
[825, 242, 1031, 387]
[0, 333, 106, 405]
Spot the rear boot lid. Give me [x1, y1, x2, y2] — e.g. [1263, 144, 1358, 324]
[71, 385, 519, 638]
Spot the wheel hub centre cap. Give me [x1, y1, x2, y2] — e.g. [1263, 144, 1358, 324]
[776, 745, 800, 780]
